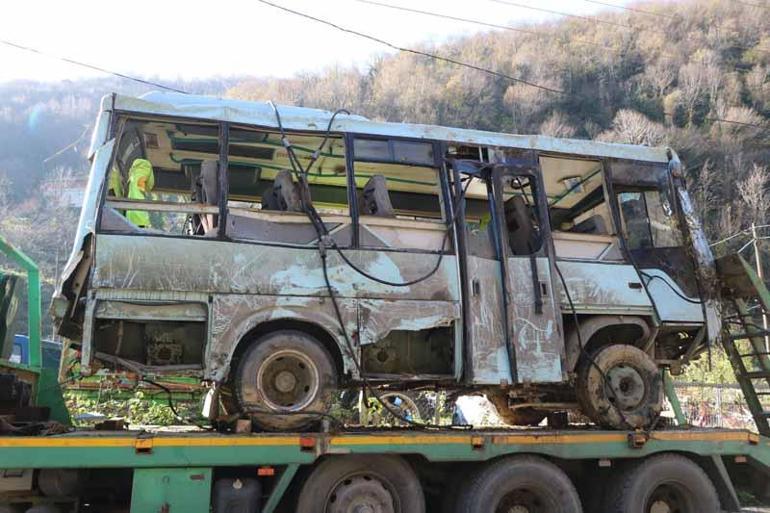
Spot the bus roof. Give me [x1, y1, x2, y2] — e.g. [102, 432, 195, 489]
[110, 91, 671, 164]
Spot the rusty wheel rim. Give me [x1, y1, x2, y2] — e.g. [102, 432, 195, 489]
[256, 349, 320, 412]
[605, 364, 646, 410]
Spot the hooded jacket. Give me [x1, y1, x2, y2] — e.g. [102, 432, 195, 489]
[126, 159, 155, 227]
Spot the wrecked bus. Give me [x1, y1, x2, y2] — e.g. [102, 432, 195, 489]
[52, 92, 720, 431]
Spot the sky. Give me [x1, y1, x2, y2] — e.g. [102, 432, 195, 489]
[0, 0, 641, 83]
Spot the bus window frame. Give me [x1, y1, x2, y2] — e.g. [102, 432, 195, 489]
[349, 134, 452, 254]
[605, 158, 682, 256]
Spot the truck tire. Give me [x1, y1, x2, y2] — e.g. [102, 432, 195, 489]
[576, 344, 662, 429]
[235, 330, 337, 431]
[454, 455, 582, 513]
[487, 391, 547, 426]
[604, 454, 720, 513]
[296, 454, 425, 513]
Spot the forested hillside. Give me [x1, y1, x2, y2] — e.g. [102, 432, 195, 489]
[228, 0, 770, 242]
[1, 0, 769, 335]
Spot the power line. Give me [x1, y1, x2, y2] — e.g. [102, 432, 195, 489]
[43, 125, 91, 163]
[489, 0, 666, 34]
[581, 0, 680, 21]
[582, 0, 770, 55]
[663, 112, 768, 131]
[491, 0, 770, 57]
[0, 39, 189, 94]
[353, 0, 636, 55]
[355, 0, 539, 37]
[255, 0, 563, 94]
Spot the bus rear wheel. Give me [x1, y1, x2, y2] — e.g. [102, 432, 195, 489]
[454, 455, 582, 513]
[576, 344, 662, 430]
[604, 454, 720, 513]
[235, 330, 337, 431]
[296, 455, 425, 513]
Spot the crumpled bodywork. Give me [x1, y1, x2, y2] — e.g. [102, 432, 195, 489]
[670, 153, 721, 343]
[87, 233, 461, 381]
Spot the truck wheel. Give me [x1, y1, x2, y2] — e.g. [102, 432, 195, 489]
[296, 455, 425, 513]
[455, 455, 582, 513]
[604, 454, 720, 513]
[235, 330, 337, 431]
[576, 344, 662, 429]
[487, 391, 546, 426]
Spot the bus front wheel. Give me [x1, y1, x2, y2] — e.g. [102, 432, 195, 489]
[576, 344, 662, 430]
[234, 330, 337, 431]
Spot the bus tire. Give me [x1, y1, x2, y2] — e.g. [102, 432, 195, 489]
[604, 454, 720, 513]
[454, 455, 582, 513]
[576, 343, 662, 429]
[296, 454, 425, 513]
[235, 330, 337, 431]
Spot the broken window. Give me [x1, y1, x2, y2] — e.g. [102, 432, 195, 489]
[542, 156, 613, 236]
[501, 175, 543, 256]
[610, 159, 683, 250]
[617, 190, 683, 250]
[223, 125, 351, 246]
[99, 119, 222, 237]
[541, 156, 625, 261]
[353, 136, 447, 250]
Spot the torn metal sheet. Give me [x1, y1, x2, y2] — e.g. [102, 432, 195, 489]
[208, 294, 358, 381]
[357, 298, 460, 346]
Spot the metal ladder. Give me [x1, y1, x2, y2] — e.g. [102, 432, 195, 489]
[717, 253, 770, 436]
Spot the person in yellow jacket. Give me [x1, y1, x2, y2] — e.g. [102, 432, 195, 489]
[126, 159, 155, 227]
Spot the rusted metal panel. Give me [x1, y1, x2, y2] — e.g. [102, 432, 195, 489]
[357, 298, 460, 346]
[507, 257, 564, 383]
[92, 234, 459, 301]
[208, 294, 358, 381]
[90, 234, 460, 381]
[555, 261, 654, 315]
[465, 256, 509, 384]
[95, 300, 208, 322]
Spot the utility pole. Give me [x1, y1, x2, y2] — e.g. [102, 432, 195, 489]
[752, 223, 769, 352]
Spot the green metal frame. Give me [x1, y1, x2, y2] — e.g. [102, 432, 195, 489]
[663, 370, 686, 426]
[0, 236, 41, 369]
[0, 429, 766, 510]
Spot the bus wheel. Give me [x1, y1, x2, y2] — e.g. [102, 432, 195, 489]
[296, 455, 425, 513]
[455, 455, 582, 513]
[487, 392, 546, 426]
[235, 330, 337, 431]
[576, 344, 662, 430]
[604, 454, 720, 513]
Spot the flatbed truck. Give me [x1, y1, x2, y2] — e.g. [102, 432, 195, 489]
[1, 425, 768, 513]
[3, 220, 770, 513]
